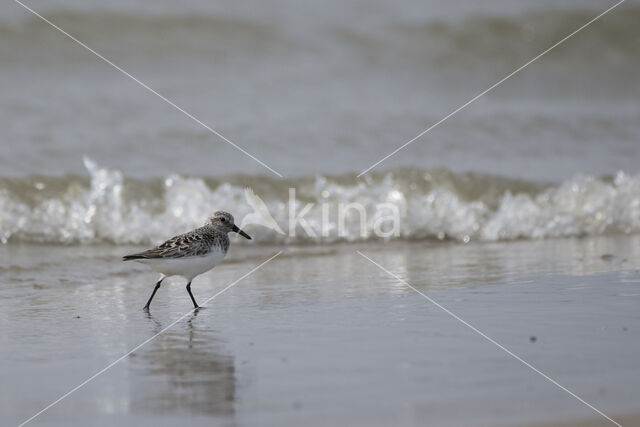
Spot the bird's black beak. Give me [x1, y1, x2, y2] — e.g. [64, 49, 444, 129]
[232, 224, 251, 240]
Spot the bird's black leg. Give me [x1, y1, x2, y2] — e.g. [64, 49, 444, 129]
[143, 276, 164, 310]
[186, 281, 199, 309]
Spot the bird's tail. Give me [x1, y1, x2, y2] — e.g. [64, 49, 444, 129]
[122, 254, 145, 261]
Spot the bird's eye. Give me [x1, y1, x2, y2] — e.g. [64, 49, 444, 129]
[220, 218, 226, 222]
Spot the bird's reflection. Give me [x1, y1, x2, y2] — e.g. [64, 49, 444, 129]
[131, 310, 236, 417]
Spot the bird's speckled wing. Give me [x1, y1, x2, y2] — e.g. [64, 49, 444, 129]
[123, 227, 229, 260]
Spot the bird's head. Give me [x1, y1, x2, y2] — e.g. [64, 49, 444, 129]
[205, 211, 251, 239]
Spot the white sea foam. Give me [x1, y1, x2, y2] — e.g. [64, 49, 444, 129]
[0, 158, 639, 245]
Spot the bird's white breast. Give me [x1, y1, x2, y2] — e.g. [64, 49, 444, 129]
[137, 249, 226, 280]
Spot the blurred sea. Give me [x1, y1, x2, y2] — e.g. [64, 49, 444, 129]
[0, 0, 639, 244]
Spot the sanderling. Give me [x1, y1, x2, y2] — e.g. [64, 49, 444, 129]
[123, 211, 251, 310]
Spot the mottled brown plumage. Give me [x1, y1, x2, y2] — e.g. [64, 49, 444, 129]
[123, 226, 229, 260]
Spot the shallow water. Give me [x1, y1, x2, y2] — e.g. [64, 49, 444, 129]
[1, 235, 639, 426]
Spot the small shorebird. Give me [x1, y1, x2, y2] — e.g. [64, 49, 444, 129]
[123, 211, 251, 310]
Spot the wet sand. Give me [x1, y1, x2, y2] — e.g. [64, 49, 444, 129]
[1, 235, 639, 426]
[527, 412, 640, 427]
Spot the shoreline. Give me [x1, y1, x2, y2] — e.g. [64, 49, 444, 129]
[1, 234, 639, 426]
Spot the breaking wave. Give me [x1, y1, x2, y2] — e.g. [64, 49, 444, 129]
[1, 158, 639, 245]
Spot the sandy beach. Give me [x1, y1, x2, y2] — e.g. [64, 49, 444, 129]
[2, 235, 639, 426]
